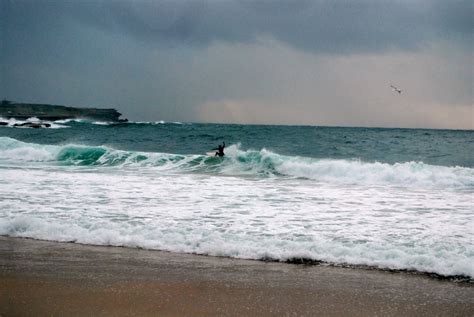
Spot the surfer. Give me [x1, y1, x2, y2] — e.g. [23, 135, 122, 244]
[214, 142, 225, 157]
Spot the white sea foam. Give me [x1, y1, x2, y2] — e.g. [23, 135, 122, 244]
[134, 120, 166, 124]
[275, 156, 474, 188]
[0, 117, 68, 129]
[133, 120, 186, 125]
[54, 118, 82, 123]
[54, 118, 114, 126]
[0, 166, 472, 278]
[92, 121, 113, 125]
[224, 145, 474, 188]
[0, 137, 59, 162]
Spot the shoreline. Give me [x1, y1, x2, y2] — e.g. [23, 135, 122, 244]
[2, 235, 471, 283]
[1, 236, 473, 316]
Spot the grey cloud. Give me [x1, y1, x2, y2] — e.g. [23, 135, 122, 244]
[3, 0, 470, 55]
[65, 0, 471, 54]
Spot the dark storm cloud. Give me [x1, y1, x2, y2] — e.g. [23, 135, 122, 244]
[80, 0, 472, 53]
[1, 0, 472, 128]
[3, 0, 471, 54]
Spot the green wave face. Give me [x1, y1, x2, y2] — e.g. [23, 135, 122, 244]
[55, 144, 225, 172]
[57, 147, 108, 165]
[1, 137, 473, 188]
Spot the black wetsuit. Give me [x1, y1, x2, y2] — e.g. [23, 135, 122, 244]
[215, 142, 225, 157]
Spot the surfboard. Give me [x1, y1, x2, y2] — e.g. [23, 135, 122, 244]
[206, 151, 216, 157]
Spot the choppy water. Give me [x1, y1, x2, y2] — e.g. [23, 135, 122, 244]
[0, 118, 473, 279]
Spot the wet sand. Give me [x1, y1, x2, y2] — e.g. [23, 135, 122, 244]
[1, 236, 473, 316]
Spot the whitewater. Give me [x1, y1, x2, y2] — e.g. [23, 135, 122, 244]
[0, 122, 473, 280]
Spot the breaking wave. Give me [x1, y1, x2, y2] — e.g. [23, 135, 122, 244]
[0, 117, 68, 129]
[1, 137, 473, 188]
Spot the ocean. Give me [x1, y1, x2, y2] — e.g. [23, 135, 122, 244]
[0, 118, 473, 280]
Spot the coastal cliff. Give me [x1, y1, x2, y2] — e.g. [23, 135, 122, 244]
[0, 100, 127, 122]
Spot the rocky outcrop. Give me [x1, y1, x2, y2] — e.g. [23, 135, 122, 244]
[0, 100, 127, 122]
[12, 122, 51, 128]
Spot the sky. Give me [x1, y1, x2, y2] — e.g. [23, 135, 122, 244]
[1, 0, 472, 129]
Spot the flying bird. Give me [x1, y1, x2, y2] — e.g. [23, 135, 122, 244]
[390, 85, 402, 94]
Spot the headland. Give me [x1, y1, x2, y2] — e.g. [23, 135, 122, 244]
[0, 100, 127, 123]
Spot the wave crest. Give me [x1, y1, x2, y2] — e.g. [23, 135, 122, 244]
[1, 137, 472, 188]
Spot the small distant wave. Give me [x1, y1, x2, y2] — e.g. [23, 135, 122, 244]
[54, 118, 114, 126]
[54, 119, 186, 126]
[133, 121, 185, 125]
[135, 120, 165, 125]
[54, 118, 87, 124]
[0, 137, 473, 189]
[0, 117, 68, 129]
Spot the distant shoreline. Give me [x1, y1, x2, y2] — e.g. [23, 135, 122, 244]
[0, 100, 127, 123]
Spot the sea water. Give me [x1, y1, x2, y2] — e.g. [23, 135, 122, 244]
[0, 119, 473, 279]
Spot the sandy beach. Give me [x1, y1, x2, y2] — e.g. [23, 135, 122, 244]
[1, 236, 472, 316]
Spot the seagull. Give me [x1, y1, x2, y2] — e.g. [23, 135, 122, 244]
[390, 85, 402, 94]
